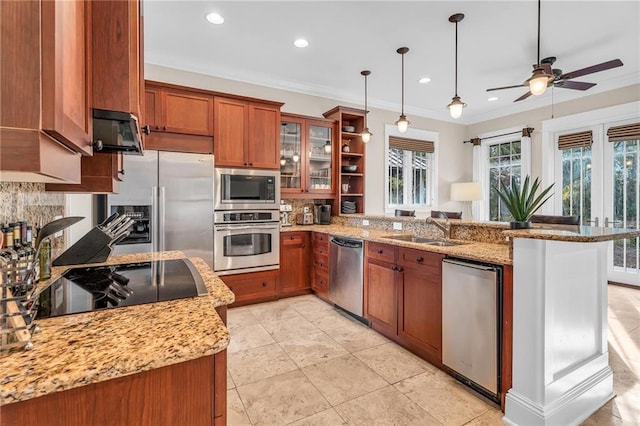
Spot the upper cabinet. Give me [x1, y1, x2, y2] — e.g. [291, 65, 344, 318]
[47, 0, 143, 193]
[143, 82, 214, 154]
[280, 114, 336, 197]
[214, 97, 282, 169]
[1, 0, 91, 183]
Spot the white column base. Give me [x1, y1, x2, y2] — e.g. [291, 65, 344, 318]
[503, 365, 614, 425]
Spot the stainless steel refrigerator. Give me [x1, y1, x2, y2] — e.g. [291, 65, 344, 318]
[98, 150, 214, 268]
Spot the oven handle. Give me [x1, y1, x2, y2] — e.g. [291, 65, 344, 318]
[215, 223, 280, 231]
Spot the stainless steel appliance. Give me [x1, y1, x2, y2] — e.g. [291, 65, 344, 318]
[314, 204, 331, 225]
[92, 108, 144, 155]
[329, 236, 364, 316]
[36, 258, 208, 318]
[213, 210, 280, 275]
[442, 258, 502, 403]
[99, 150, 214, 268]
[214, 168, 280, 211]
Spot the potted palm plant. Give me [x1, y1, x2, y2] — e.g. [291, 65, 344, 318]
[493, 176, 554, 229]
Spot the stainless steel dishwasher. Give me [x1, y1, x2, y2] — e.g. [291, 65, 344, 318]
[329, 236, 364, 316]
[442, 258, 502, 403]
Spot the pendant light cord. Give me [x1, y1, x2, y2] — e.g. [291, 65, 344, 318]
[537, 0, 541, 64]
[454, 20, 459, 97]
[401, 52, 405, 116]
[364, 73, 368, 127]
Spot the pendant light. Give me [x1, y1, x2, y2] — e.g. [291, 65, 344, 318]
[395, 47, 410, 133]
[324, 140, 332, 153]
[360, 70, 372, 143]
[447, 14, 466, 119]
[527, 0, 552, 96]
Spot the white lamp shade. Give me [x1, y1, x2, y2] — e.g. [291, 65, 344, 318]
[361, 128, 372, 143]
[450, 182, 483, 201]
[529, 74, 549, 96]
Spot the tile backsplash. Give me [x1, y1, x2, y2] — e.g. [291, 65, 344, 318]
[0, 182, 65, 248]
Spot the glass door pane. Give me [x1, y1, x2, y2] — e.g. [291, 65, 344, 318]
[280, 121, 302, 190]
[307, 124, 332, 191]
[560, 146, 592, 225]
[607, 138, 640, 286]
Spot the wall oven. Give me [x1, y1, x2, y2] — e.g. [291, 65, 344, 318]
[214, 168, 280, 211]
[214, 210, 280, 275]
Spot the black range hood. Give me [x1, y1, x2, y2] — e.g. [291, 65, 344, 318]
[92, 108, 144, 155]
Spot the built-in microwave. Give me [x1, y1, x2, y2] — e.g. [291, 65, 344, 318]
[214, 168, 280, 210]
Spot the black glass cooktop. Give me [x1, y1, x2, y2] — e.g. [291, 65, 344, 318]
[36, 259, 208, 319]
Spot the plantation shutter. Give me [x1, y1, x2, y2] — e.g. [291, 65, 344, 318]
[388, 136, 434, 153]
[607, 122, 640, 142]
[557, 131, 592, 150]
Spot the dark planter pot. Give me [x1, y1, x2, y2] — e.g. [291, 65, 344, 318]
[510, 220, 532, 229]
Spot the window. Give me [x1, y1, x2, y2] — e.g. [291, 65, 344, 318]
[488, 140, 523, 221]
[385, 126, 438, 212]
[557, 130, 593, 225]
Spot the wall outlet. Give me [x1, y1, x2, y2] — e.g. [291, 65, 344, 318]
[393, 222, 402, 231]
[362, 219, 369, 226]
[53, 215, 63, 237]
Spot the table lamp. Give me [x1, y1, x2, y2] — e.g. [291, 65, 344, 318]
[450, 182, 483, 220]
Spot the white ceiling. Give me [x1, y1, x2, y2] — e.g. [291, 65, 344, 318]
[144, 1, 640, 124]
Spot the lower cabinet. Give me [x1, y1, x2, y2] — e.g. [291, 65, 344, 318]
[222, 269, 278, 308]
[279, 231, 311, 297]
[364, 242, 445, 366]
[0, 353, 226, 426]
[311, 232, 330, 300]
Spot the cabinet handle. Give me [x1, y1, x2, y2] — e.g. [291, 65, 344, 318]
[376, 249, 383, 254]
[249, 163, 253, 166]
[142, 125, 151, 135]
[118, 169, 125, 176]
[155, 126, 160, 130]
[262, 282, 267, 287]
[416, 257, 424, 263]
[244, 163, 248, 166]
[290, 236, 295, 240]
[397, 267, 404, 272]
[162, 126, 167, 131]
[302, 243, 305, 248]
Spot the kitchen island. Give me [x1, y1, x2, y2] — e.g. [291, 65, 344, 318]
[0, 251, 234, 426]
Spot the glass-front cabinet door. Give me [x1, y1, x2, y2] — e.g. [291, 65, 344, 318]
[280, 119, 302, 192]
[307, 121, 333, 194]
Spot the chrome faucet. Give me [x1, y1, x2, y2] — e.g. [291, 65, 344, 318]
[426, 213, 450, 239]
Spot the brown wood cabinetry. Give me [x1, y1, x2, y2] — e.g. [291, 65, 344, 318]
[280, 114, 337, 198]
[1, 0, 89, 183]
[311, 232, 330, 300]
[363, 243, 444, 365]
[0, 353, 226, 426]
[223, 269, 279, 308]
[323, 106, 367, 214]
[397, 248, 445, 364]
[214, 97, 281, 169]
[144, 82, 214, 154]
[364, 242, 399, 338]
[46, 0, 142, 193]
[279, 232, 312, 297]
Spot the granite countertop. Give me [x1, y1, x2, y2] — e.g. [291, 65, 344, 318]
[503, 225, 640, 242]
[0, 251, 234, 406]
[282, 224, 513, 265]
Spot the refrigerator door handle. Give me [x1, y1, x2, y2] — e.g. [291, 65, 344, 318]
[159, 186, 166, 254]
[151, 186, 158, 253]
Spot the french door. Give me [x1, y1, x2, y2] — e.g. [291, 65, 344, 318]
[554, 119, 639, 287]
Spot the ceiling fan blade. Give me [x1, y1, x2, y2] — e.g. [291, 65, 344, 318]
[514, 91, 533, 102]
[559, 59, 623, 80]
[555, 80, 597, 91]
[487, 84, 527, 92]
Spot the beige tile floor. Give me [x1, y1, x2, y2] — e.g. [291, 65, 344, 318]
[226, 285, 640, 426]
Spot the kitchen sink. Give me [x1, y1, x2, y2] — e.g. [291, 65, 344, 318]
[382, 235, 467, 246]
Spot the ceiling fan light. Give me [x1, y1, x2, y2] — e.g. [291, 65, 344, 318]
[528, 71, 551, 96]
[361, 128, 372, 143]
[396, 115, 410, 133]
[447, 96, 466, 119]
[324, 140, 332, 153]
[292, 152, 300, 162]
[280, 156, 286, 166]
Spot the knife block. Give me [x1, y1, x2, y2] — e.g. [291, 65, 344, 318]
[52, 227, 114, 266]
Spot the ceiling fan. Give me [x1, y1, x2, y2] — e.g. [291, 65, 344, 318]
[486, 0, 623, 102]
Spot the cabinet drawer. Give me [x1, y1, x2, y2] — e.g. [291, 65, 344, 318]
[313, 252, 329, 271]
[313, 270, 329, 294]
[366, 241, 397, 264]
[312, 232, 329, 247]
[282, 232, 306, 247]
[398, 248, 444, 272]
[222, 270, 277, 304]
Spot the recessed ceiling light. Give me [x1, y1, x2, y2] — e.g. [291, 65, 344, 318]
[293, 38, 309, 48]
[488, 96, 499, 102]
[205, 12, 224, 25]
[418, 77, 431, 84]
